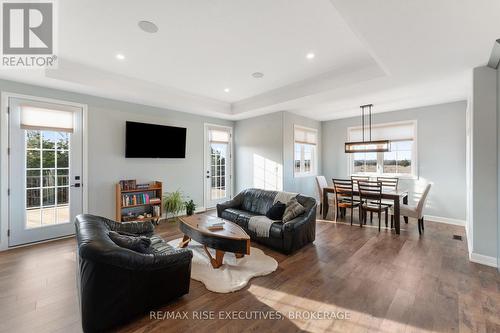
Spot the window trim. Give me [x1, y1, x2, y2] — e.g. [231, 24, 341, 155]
[294, 125, 318, 178]
[347, 120, 418, 179]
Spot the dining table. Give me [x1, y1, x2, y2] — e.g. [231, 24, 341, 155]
[322, 186, 409, 234]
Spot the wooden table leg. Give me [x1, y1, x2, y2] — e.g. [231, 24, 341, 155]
[203, 245, 225, 268]
[178, 235, 190, 248]
[394, 198, 400, 235]
[235, 253, 244, 258]
[323, 190, 329, 219]
[403, 195, 409, 224]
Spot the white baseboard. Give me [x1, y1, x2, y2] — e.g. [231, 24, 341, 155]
[469, 252, 498, 268]
[425, 215, 465, 226]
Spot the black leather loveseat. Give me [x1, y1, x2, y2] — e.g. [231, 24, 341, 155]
[217, 189, 316, 254]
[75, 214, 192, 332]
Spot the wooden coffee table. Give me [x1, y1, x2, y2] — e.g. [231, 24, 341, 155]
[178, 215, 250, 269]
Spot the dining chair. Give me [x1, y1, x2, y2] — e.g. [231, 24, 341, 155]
[358, 180, 389, 231]
[351, 175, 370, 182]
[351, 176, 369, 202]
[375, 177, 399, 207]
[376, 177, 399, 190]
[390, 183, 432, 235]
[315, 176, 334, 215]
[332, 179, 361, 225]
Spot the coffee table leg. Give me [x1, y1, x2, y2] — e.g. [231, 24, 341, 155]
[179, 235, 190, 248]
[235, 253, 244, 258]
[203, 245, 225, 268]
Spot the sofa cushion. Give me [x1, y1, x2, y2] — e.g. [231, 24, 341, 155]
[149, 235, 178, 255]
[240, 188, 278, 215]
[108, 231, 152, 254]
[266, 201, 286, 220]
[282, 198, 306, 222]
[221, 208, 259, 229]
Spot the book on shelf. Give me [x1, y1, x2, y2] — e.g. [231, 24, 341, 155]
[122, 193, 151, 206]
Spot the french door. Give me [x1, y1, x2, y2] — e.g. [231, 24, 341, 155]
[8, 97, 84, 246]
[205, 125, 232, 208]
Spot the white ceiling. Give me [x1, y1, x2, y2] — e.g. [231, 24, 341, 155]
[1, 0, 499, 120]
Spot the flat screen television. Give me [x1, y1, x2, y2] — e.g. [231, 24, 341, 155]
[125, 121, 187, 158]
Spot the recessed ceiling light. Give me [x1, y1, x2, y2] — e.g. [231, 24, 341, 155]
[224, 88, 230, 93]
[138, 20, 159, 33]
[306, 52, 315, 60]
[116, 53, 125, 60]
[252, 72, 264, 78]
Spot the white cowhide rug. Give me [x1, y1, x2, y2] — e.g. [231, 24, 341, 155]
[168, 238, 278, 293]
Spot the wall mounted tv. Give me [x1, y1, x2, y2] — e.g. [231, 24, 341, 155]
[125, 121, 187, 158]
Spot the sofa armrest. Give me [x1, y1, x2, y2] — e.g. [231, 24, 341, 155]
[216, 192, 244, 217]
[283, 205, 316, 232]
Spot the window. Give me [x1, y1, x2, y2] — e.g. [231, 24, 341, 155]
[294, 126, 318, 177]
[348, 121, 416, 177]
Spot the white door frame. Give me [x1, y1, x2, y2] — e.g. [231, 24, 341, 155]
[203, 123, 233, 209]
[0, 92, 88, 250]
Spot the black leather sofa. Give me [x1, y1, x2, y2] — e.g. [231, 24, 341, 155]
[217, 189, 316, 254]
[75, 214, 192, 333]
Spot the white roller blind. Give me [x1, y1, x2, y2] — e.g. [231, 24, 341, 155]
[20, 105, 74, 133]
[208, 128, 230, 143]
[349, 121, 414, 142]
[295, 126, 317, 145]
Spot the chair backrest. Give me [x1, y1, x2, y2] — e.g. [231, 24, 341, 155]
[416, 183, 432, 217]
[357, 180, 383, 206]
[351, 175, 370, 182]
[315, 176, 328, 203]
[376, 177, 398, 191]
[333, 178, 353, 202]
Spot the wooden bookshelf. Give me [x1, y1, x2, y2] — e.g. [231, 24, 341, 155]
[116, 181, 163, 223]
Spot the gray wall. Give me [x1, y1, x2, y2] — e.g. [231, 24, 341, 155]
[234, 112, 284, 193]
[0, 79, 233, 233]
[322, 101, 467, 221]
[471, 66, 498, 259]
[234, 111, 321, 198]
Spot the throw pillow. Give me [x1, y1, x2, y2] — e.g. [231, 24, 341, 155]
[266, 201, 286, 220]
[282, 198, 306, 222]
[108, 231, 152, 254]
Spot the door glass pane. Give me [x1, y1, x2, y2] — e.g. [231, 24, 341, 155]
[26, 170, 40, 188]
[26, 189, 40, 208]
[26, 209, 41, 228]
[43, 169, 55, 187]
[42, 208, 56, 225]
[210, 143, 227, 200]
[57, 169, 69, 186]
[42, 150, 55, 168]
[42, 131, 57, 149]
[24, 129, 71, 229]
[27, 150, 40, 168]
[57, 187, 69, 204]
[57, 150, 69, 168]
[26, 131, 40, 149]
[43, 188, 55, 206]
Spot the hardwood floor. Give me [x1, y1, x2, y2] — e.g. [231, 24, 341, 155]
[0, 212, 498, 333]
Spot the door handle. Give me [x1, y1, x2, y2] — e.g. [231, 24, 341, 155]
[71, 183, 81, 188]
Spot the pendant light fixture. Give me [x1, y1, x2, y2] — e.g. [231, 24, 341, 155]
[344, 104, 390, 153]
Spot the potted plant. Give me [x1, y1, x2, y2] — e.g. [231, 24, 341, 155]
[163, 190, 184, 222]
[184, 199, 196, 216]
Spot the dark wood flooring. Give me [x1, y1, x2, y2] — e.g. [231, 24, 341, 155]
[0, 212, 498, 333]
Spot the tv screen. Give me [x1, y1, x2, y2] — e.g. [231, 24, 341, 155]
[125, 121, 187, 158]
